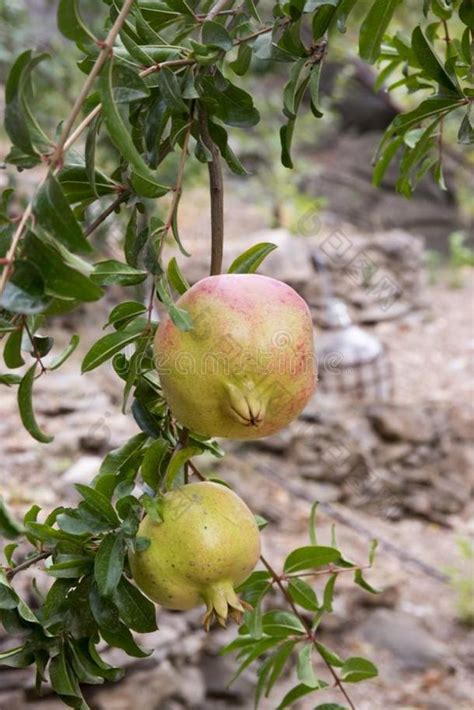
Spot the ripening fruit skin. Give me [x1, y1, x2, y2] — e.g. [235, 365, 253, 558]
[129, 482, 260, 629]
[154, 274, 316, 439]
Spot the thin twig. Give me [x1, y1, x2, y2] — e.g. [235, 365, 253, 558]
[260, 555, 357, 710]
[198, 107, 224, 276]
[188, 460, 207, 481]
[235, 25, 273, 45]
[51, 0, 136, 165]
[5, 551, 51, 582]
[0, 180, 44, 294]
[84, 190, 131, 237]
[283, 564, 371, 580]
[23, 318, 47, 374]
[206, 0, 232, 22]
[179, 428, 190, 484]
[163, 123, 193, 233]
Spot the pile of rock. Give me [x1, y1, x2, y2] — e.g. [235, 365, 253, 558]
[246, 399, 473, 524]
[182, 225, 427, 327]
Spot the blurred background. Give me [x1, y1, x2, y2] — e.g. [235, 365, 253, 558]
[0, 1, 473, 709]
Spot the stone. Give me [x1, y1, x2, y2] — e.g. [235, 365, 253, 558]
[201, 651, 256, 703]
[91, 661, 205, 710]
[60, 455, 102, 490]
[359, 610, 448, 671]
[369, 405, 436, 444]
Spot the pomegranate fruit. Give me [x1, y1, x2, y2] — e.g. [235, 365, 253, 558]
[129, 482, 260, 629]
[154, 273, 316, 439]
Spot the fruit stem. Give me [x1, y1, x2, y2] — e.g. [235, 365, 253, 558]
[198, 106, 224, 276]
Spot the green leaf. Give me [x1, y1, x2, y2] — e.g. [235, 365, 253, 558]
[75, 484, 120, 527]
[99, 59, 169, 198]
[0, 373, 22, 386]
[198, 75, 260, 128]
[261, 639, 297, 700]
[49, 650, 82, 699]
[288, 578, 319, 611]
[312, 3, 338, 40]
[392, 97, 463, 132]
[4, 51, 50, 157]
[372, 135, 404, 186]
[0, 645, 34, 668]
[341, 656, 378, 683]
[354, 568, 379, 594]
[89, 585, 150, 657]
[114, 576, 158, 632]
[48, 335, 80, 370]
[0, 577, 19, 610]
[81, 320, 146, 373]
[297, 644, 318, 687]
[277, 683, 318, 709]
[164, 446, 202, 490]
[100, 433, 148, 477]
[460, 0, 474, 28]
[58, 165, 117, 204]
[94, 534, 125, 597]
[284, 546, 340, 573]
[202, 20, 233, 51]
[18, 364, 53, 443]
[156, 276, 193, 331]
[23, 232, 103, 302]
[0, 499, 25, 539]
[322, 573, 337, 611]
[91, 260, 148, 287]
[314, 705, 348, 709]
[141, 438, 170, 490]
[111, 63, 151, 104]
[167, 257, 190, 294]
[57, 0, 96, 44]
[0, 260, 49, 315]
[308, 501, 318, 545]
[309, 63, 324, 118]
[411, 26, 461, 94]
[314, 641, 344, 667]
[4, 328, 24, 369]
[158, 67, 188, 114]
[280, 119, 295, 169]
[105, 301, 147, 330]
[85, 113, 100, 199]
[228, 242, 278, 274]
[230, 43, 252, 76]
[262, 610, 306, 638]
[34, 175, 91, 254]
[458, 109, 474, 144]
[359, 0, 401, 64]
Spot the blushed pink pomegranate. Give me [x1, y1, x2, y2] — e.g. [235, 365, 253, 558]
[154, 274, 316, 439]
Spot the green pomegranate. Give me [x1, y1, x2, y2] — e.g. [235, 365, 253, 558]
[154, 273, 316, 439]
[129, 482, 260, 629]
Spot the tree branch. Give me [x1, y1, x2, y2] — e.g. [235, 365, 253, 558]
[84, 190, 131, 237]
[206, 0, 233, 22]
[260, 555, 356, 710]
[0, 0, 137, 296]
[51, 0, 136, 166]
[198, 108, 224, 276]
[5, 551, 51, 582]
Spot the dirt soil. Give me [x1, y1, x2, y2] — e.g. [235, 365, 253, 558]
[0, 252, 473, 709]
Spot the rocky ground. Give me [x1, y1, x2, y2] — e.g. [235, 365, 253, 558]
[1, 218, 473, 709]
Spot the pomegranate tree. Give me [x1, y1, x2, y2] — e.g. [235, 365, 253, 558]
[3, 0, 467, 704]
